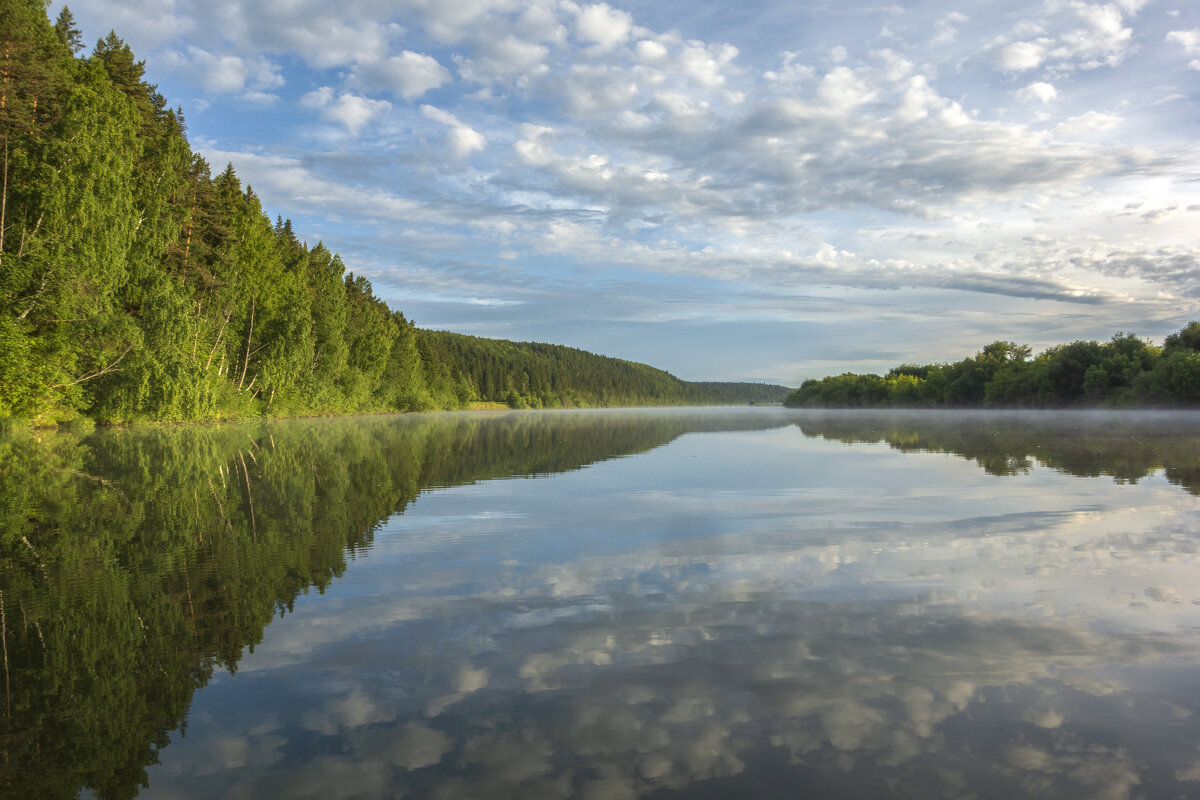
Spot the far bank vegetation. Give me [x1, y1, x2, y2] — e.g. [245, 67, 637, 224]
[786, 325, 1200, 408]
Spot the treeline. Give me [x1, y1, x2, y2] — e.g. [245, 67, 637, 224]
[785, 324, 1200, 408]
[0, 5, 784, 426]
[419, 331, 792, 409]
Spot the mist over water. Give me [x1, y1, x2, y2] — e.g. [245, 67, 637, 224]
[4, 409, 1200, 799]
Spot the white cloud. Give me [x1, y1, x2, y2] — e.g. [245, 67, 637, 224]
[241, 91, 281, 106]
[421, 105, 488, 158]
[1017, 81, 1059, 104]
[196, 148, 425, 224]
[301, 88, 391, 134]
[199, 52, 249, 93]
[817, 66, 879, 112]
[300, 86, 335, 110]
[995, 1, 1139, 75]
[457, 35, 550, 84]
[1056, 1, 1133, 68]
[764, 52, 814, 84]
[894, 75, 942, 123]
[351, 51, 452, 100]
[931, 12, 969, 45]
[635, 39, 669, 63]
[1053, 110, 1123, 137]
[1166, 29, 1200, 70]
[678, 41, 739, 89]
[998, 39, 1050, 71]
[409, 0, 520, 43]
[575, 3, 633, 49]
[163, 46, 284, 102]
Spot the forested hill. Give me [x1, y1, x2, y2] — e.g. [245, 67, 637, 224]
[785, 325, 1200, 409]
[418, 330, 791, 409]
[0, 6, 786, 426]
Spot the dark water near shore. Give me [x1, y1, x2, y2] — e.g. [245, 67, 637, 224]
[4, 408, 1200, 799]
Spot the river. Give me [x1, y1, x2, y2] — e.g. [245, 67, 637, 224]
[4, 408, 1200, 799]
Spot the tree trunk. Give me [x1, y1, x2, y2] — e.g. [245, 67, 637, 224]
[0, 138, 7, 272]
[238, 296, 255, 390]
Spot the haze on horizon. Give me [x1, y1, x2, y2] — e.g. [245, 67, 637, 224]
[63, 0, 1200, 385]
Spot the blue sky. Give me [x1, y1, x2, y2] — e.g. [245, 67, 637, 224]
[63, 0, 1200, 384]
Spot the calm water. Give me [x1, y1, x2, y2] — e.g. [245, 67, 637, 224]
[4, 409, 1200, 799]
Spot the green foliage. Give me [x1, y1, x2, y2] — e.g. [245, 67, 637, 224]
[52, 6, 84, 55]
[419, 331, 792, 409]
[786, 324, 1198, 408]
[1134, 350, 1200, 403]
[1164, 321, 1200, 353]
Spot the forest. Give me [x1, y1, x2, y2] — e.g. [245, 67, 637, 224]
[785, 325, 1200, 408]
[420, 330, 791, 409]
[0, 3, 787, 427]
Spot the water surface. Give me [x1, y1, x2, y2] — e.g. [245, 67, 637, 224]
[4, 409, 1200, 799]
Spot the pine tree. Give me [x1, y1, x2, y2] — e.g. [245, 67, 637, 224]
[53, 5, 83, 55]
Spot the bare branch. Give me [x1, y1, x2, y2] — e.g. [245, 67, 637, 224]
[47, 341, 135, 390]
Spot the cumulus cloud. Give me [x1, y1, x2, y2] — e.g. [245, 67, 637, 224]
[817, 66, 879, 112]
[764, 51, 815, 84]
[931, 11, 969, 45]
[1017, 80, 1059, 103]
[1053, 110, 1123, 136]
[301, 88, 391, 134]
[998, 39, 1051, 71]
[1167, 29, 1200, 70]
[350, 51, 453, 100]
[457, 34, 550, 84]
[574, 3, 633, 49]
[994, 1, 1140, 75]
[408, 0, 520, 43]
[162, 46, 284, 102]
[421, 105, 488, 157]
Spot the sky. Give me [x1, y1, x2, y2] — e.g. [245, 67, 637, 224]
[61, 0, 1200, 384]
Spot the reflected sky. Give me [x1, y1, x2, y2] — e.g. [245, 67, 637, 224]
[134, 412, 1200, 800]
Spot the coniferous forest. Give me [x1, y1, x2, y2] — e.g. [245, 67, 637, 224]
[0, 3, 790, 427]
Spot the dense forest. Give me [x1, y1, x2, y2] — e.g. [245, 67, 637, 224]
[0, 3, 787, 427]
[420, 330, 791, 409]
[785, 325, 1200, 408]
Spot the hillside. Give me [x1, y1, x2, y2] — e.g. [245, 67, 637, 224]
[418, 330, 790, 409]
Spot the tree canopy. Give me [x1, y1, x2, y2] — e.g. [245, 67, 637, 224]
[785, 326, 1200, 409]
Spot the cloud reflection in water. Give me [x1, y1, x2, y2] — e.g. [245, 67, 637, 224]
[136, 411, 1200, 799]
